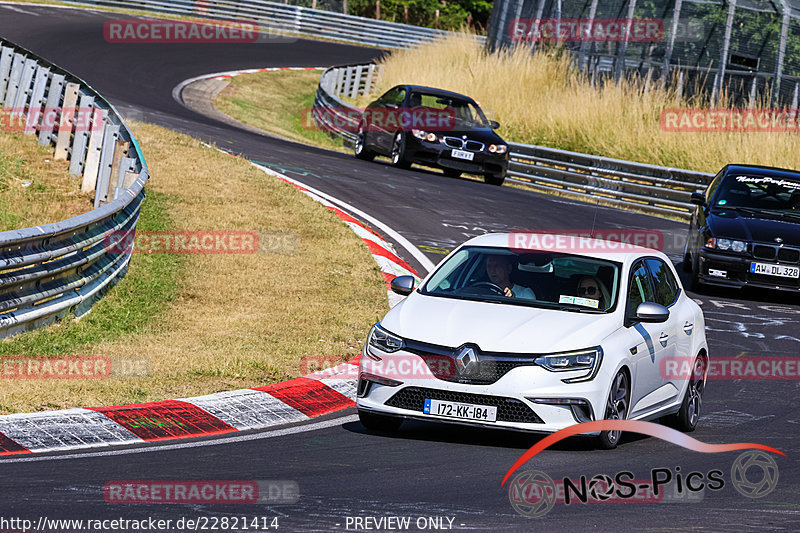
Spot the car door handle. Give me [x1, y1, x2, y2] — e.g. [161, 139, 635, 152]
[659, 333, 669, 345]
[683, 321, 694, 334]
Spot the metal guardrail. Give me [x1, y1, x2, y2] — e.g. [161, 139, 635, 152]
[313, 64, 714, 220]
[61, 0, 484, 50]
[0, 38, 148, 339]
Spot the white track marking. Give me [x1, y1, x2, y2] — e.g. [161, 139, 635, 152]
[252, 162, 435, 273]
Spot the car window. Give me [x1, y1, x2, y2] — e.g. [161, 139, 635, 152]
[420, 246, 620, 312]
[645, 258, 678, 307]
[705, 169, 724, 203]
[380, 87, 406, 106]
[712, 173, 800, 210]
[627, 261, 655, 314]
[408, 92, 489, 127]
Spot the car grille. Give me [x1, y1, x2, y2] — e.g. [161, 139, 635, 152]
[465, 140, 484, 151]
[405, 339, 536, 385]
[752, 243, 800, 263]
[385, 387, 543, 424]
[418, 354, 533, 385]
[442, 137, 485, 152]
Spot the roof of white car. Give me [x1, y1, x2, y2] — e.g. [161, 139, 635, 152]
[462, 232, 667, 263]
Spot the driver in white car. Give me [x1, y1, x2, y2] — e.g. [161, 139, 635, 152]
[485, 255, 536, 299]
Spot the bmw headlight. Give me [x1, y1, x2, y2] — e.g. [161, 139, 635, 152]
[412, 129, 437, 142]
[534, 347, 603, 383]
[367, 324, 405, 355]
[705, 237, 747, 253]
[488, 144, 507, 154]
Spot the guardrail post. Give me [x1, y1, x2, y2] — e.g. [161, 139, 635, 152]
[11, 58, 37, 117]
[108, 140, 130, 198]
[363, 64, 376, 95]
[334, 67, 344, 97]
[81, 108, 108, 193]
[68, 93, 94, 176]
[343, 66, 353, 99]
[0, 46, 13, 103]
[38, 72, 65, 146]
[4, 53, 25, 108]
[94, 123, 120, 208]
[114, 157, 136, 199]
[350, 65, 363, 99]
[54, 82, 80, 160]
[24, 65, 50, 135]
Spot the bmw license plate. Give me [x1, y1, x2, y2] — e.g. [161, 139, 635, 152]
[424, 399, 497, 422]
[749, 262, 800, 278]
[451, 149, 474, 161]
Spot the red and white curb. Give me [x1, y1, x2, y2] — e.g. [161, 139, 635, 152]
[0, 153, 426, 457]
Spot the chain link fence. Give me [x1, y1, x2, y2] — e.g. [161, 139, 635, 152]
[487, 0, 800, 107]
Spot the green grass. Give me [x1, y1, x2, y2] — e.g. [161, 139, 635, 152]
[0, 189, 185, 356]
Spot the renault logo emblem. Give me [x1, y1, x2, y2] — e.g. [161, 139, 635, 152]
[455, 346, 479, 374]
[775, 237, 783, 243]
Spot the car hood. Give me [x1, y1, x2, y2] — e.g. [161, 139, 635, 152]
[381, 292, 620, 353]
[709, 209, 800, 246]
[434, 125, 505, 145]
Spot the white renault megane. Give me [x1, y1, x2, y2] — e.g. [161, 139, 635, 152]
[356, 233, 709, 448]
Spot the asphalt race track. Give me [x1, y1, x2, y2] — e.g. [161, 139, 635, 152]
[1, 4, 799, 531]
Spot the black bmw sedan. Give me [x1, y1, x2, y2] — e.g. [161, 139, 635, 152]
[353, 85, 509, 185]
[684, 164, 800, 292]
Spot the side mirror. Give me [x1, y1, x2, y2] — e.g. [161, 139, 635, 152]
[390, 275, 415, 296]
[636, 302, 670, 323]
[490, 120, 500, 129]
[690, 192, 706, 207]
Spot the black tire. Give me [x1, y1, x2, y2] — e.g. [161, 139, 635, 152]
[354, 122, 375, 161]
[682, 249, 693, 273]
[484, 172, 505, 186]
[689, 253, 703, 292]
[596, 371, 629, 450]
[666, 356, 705, 432]
[390, 132, 412, 169]
[358, 409, 403, 432]
[443, 168, 462, 178]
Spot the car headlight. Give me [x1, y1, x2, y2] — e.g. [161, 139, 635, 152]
[412, 129, 437, 142]
[534, 347, 603, 383]
[366, 324, 405, 355]
[705, 237, 747, 253]
[488, 144, 507, 154]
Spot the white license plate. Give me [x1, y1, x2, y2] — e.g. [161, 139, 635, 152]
[423, 399, 497, 422]
[750, 262, 800, 278]
[451, 149, 474, 161]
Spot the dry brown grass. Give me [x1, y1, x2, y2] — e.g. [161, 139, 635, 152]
[370, 33, 800, 173]
[0, 121, 387, 413]
[0, 130, 92, 230]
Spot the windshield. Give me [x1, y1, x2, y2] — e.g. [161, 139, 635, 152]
[409, 92, 489, 128]
[713, 174, 800, 212]
[420, 246, 621, 312]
